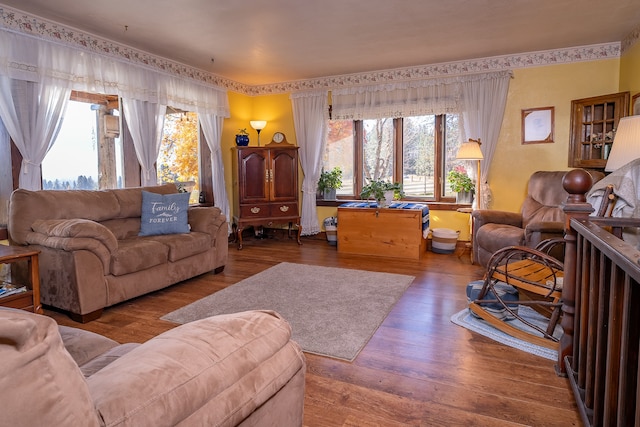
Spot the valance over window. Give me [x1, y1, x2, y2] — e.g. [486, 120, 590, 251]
[0, 29, 229, 116]
[331, 71, 511, 120]
[0, 28, 230, 191]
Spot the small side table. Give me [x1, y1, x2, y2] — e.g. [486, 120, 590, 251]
[456, 207, 474, 263]
[0, 245, 42, 314]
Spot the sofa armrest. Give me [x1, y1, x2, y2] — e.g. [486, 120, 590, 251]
[87, 310, 305, 427]
[472, 210, 523, 230]
[25, 219, 117, 274]
[188, 206, 225, 236]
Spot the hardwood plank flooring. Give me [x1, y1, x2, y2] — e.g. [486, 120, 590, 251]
[46, 231, 580, 426]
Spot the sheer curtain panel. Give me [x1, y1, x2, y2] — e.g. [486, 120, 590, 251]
[0, 77, 70, 189]
[460, 71, 512, 209]
[121, 98, 167, 186]
[290, 90, 329, 235]
[199, 113, 231, 233]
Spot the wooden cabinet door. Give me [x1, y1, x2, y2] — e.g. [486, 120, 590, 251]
[269, 147, 298, 202]
[237, 148, 269, 203]
[569, 92, 630, 169]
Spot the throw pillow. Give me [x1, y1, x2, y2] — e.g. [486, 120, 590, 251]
[139, 190, 190, 236]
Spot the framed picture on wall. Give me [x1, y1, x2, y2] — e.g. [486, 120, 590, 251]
[633, 93, 640, 115]
[522, 106, 554, 144]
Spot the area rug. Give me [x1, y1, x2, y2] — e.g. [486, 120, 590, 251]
[451, 306, 561, 360]
[162, 262, 415, 361]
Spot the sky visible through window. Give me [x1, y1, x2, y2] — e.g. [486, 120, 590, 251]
[42, 101, 99, 185]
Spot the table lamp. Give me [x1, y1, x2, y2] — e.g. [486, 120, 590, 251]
[605, 115, 640, 172]
[250, 121, 267, 146]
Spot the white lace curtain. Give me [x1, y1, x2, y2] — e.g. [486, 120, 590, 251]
[121, 98, 167, 186]
[199, 113, 231, 233]
[332, 70, 512, 209]
[0, 28, 230, 189]
[460, 73, 512, 209]
[290, 90, 329, 235]
[0, 77, 70, 189]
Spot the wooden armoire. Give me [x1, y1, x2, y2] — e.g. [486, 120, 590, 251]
[231, 144, 301, 249]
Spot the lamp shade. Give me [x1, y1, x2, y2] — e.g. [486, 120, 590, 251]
[250, 120, 267, 131]
[456, 138, 484, 160]
[605, 115, 640, 172]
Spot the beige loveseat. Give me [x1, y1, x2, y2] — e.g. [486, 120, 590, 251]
[1, 307, 306, 427]
[8, 184, 228, 322]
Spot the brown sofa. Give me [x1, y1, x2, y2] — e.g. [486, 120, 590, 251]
[0, 307, 306, 427]
[8, 184, 228, 322]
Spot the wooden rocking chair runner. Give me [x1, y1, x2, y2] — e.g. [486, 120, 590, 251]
[468, 244, 565, 350]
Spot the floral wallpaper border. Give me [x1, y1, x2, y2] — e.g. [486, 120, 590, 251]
[1, 6, 637, 97]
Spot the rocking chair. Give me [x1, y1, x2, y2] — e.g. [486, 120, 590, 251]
[467, 180, 618, 350]
[467, 240, 565, 350]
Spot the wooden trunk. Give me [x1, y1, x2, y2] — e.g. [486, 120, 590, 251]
[337, 206, 427, 260]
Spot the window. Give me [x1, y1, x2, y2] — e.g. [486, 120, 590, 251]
[324, 114, 463, 202]
[157, 110, 200, 204]
[324, 120, 354, 195]
[42, 92, 122, 190]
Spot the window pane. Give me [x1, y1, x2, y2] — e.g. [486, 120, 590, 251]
[324, 120, 354, 195]
[363, 118, 393, 183]
[42, 101, 100, 190]
[403, 115, 436, 198]
[444, 114, 463, 197]
[158, 111, 200, 203]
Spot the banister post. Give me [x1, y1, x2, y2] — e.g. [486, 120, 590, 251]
[557, 169, 595, 376]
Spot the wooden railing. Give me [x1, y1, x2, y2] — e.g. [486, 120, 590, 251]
[559, 169, 640, 426]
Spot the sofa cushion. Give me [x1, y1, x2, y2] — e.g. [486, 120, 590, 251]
[111, 239, 169, 276]
[112, 183, 178, 219]
[58, 325, 121, 367]
[79, 343, 140, 377]
[139, 191, 190, 236]
[0, 308, 99, 427]
[86, 310, 305, 427]
[31, 218, 118, 252]
[8, 188, 121, 245]
[147, 231, 212, 262]
[100, 218, 143, 240]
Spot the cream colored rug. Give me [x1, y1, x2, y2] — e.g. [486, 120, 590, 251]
[162, 262, 414, 361]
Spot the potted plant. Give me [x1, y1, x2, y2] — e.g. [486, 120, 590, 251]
[360, 179, 404, 207]
[447, 167, 474, 204]
[317, 167, 343, 199]
[235, 128, 250, 146]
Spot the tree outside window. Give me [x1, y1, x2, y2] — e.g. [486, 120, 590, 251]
[157, 111, 200, 203]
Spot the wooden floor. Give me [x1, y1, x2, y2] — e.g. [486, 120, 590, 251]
[47, 231, 580, 426]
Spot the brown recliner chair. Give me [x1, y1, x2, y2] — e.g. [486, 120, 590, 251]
[472, 170, 604, 267]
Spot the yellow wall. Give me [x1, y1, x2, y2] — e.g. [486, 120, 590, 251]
[224, 56, 637, 241]
[620, 40, 640, 108]
[489, 59, 621, 212]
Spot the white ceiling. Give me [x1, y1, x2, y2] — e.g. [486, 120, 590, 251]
[2, 0, 640, 85]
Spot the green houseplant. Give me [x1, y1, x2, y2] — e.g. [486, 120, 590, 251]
[360, 179, 404, 207]
[447, 168, 474, 203]
[317, 167, 343, 199]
